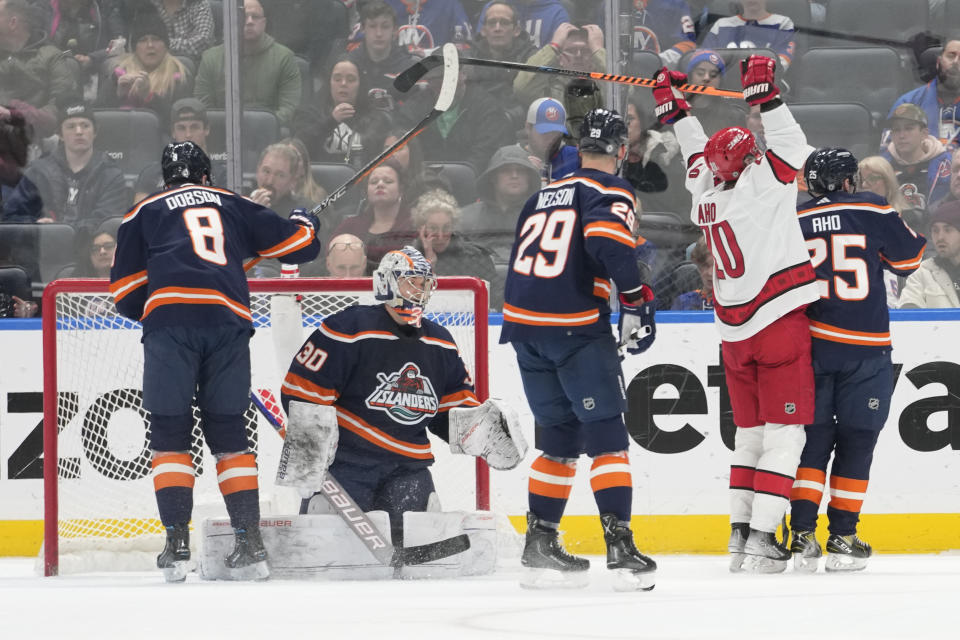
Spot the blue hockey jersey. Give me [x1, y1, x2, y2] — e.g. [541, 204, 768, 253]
[632, 0, 697, 67]
[280, 304, 480, 465]
[797, 190, 927, 362]
[387, 0, 472, 52]
[500, 168, 644, 342]
[702, 14, 796, 69]
[110, 184, 320, 333]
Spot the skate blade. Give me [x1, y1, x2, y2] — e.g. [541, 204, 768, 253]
[792, 553, 820, 573]
[225, 560, 271, 581]
[519, 566, 589, 590]
[825, 554, 868, 572]
[729, 552, 745, 573]
[610, 567, 655, 592]
[741, 554, 787, 574]
[161, 560, 193, 583]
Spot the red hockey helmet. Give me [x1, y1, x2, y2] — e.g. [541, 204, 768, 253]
[703, 126, 762, 182]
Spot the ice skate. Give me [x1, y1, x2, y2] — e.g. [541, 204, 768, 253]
[600, 514, 656, 591]
[224, 527, 270, 580]
[520, 513, 589, 589]
[825, 533, 872, 572]
[157, 524, 192, 583]
[742, 528, 790, 573]
[728, 523, 750, 573]
[790, 530, 822, 573]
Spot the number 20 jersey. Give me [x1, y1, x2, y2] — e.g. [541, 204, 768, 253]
[675, 105, 819, 342]
[110, 184, 320, 333]
[499, 168, 644, 343]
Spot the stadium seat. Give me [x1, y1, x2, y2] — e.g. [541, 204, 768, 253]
[92, 109, 162, 188]
[206, 109, 280, 174]
[787, 103, 875, 161]
[792, 48, 909, 124]
[294, 56, 312, 105]
[310, 163, 361, 214]
[918, 47, 942, 84]
[822, 0, 929, 49]
[0, 223, 77, 286]
[946, 4, 960, 34]
[623, 50, 662, 78]
[424, 162, 478, 206]
[0, 265, 31, 303]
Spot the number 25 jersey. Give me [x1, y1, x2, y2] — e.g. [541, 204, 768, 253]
[500, 168, 644, 343]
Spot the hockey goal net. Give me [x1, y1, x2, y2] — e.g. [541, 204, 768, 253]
[41, 277, 489, 576]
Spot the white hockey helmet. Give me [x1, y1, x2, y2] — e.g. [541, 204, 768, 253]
[373, 246, 437, 326]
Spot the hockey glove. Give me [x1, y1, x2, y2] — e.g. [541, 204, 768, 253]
[652, 67, 690, 126]
[289, 208, 320, 231]
[740, 55, 780, 107]
[618, 285, 656, 355]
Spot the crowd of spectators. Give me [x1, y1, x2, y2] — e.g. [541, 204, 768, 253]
[2, 0, 960, 316]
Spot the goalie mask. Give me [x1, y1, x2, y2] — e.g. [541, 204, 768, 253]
[373, 246, 437, 327]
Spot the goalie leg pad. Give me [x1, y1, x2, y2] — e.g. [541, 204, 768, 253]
[276, 401, 339, 496]
[449, 398, 528, 470]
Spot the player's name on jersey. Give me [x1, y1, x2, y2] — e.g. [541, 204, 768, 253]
[164, 189, 223, 210]
[535, 186, 575, 210]
[810, 214, 842, 233]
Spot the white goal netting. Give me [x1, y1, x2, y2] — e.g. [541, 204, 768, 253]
[41, 277, 489, 575]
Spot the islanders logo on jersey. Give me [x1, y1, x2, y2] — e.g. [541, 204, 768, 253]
[365, 362, 439, 425]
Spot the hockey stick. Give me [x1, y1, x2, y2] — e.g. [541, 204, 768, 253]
[394, 53, 743, 99]
[309, 42, 460, 217]
[250, 389, 470, 567]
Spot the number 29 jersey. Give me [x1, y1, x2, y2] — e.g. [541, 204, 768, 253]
[110, 184, 320, 334]
[499, 168, 644, 343]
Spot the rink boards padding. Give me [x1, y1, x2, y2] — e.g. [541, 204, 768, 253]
[2, 310, 959, 555]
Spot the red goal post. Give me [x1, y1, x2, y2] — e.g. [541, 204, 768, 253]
[42, 277, 490, 576]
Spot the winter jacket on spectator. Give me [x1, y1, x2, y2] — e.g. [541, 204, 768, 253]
[23, 143, 130, 237]
[194, 31, 301, 127]
[1, 174, 44, 221]
[899, 257, 960, 308]
[882, 136, 953, 213]
[147, 0, 214, 59]
[0, 30, 78, 137]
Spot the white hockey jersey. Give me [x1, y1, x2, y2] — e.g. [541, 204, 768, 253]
[675, 104, 819, 341]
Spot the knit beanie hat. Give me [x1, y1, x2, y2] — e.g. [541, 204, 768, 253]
[932, 198, 960, 231]
[130, 13, 170, 48]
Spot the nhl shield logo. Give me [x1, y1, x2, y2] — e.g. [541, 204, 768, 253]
[365, 362, 439, 425]
[784, 402, 796, 415]
[583, 397, 596, 411]
[868, 398, 880, 411]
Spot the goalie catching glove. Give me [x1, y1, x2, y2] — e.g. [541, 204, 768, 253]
[449, 399, 527, 470]
[618, 284, 656, 355]
[276, 401, 339, 497]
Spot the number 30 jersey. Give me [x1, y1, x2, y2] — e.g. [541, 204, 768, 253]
[110, 184, 321, 334]
[500, 168, 644, 343]
[797, 190, 926, 362]
[675, 104, 819, 342]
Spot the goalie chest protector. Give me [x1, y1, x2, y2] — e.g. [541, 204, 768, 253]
[281, 305, 480, 464]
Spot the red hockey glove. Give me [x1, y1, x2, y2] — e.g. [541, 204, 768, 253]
[740, 55, 780, 107]
[652, 67, 690, 126]
[618, 285, 656, 355]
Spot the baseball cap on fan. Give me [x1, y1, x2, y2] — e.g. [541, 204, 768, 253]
[170, 97, 208, 124]
[885, 103, 927, 127]
[527, 97, 568, 135]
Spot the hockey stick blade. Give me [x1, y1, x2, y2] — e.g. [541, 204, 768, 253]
[250, 389, 471, 568]
[312, 43, 459, 215]
[395, 54, 742, 99]
[394, 53, 442, 93]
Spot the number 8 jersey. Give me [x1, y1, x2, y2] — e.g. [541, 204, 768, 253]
[110, 184, 321, 333]
[675, 104, 820, 341]
[500, 168, 644, 343]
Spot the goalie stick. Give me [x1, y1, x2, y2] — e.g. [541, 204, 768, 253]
[250, 387, 470, 568]
[309, 42, 459, 217]
[393, 53, 743, 99]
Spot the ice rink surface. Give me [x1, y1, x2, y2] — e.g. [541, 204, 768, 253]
[1, 554, 956, 639]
